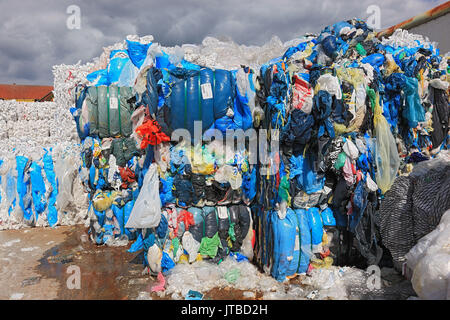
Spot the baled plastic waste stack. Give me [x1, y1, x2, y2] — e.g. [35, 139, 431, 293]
[0, 46, 113, 230]
[249, 20, 449, 280]
[74, 22, 447, 284]
[67, 19, 449, 282]
[0, 53, 116, 229]
[3, 18, 448, 288]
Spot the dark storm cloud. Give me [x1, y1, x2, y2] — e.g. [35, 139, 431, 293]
[0, 0, 445, 85]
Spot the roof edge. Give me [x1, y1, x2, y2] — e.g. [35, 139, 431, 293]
[377, 1, 450, 39]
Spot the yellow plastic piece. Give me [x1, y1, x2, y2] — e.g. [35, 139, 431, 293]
[92, 190, 116, 212]
[373, 93, 400, 194]
[336, 67, 365, 89]
[178, 254, 189, 264]
[322, 232, 329, 246]
[384, 57, 402, 77]
[311, 256, 334, 269]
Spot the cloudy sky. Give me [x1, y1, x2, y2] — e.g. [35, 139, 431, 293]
[0, 0, 446, 85]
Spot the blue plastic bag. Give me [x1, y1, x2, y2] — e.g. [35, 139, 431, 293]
[117, 60, 139, 87]
[207, 115, 239, 137]
[349, 181, 368, 232]
[186, 290, 203, 300]
[128, 232, 144, 253]
[322, 35, 338, 58]
[156, 214, 168, 239]
[361, 53, 385, 69]
[233, 72, 253, 131]
[30, 162, 47, 220]
[86, 69, 109, 86]
[42, 151, 58, 227]
[289, 153, 325, 194]
[307, 207, 323, 248]
[108, 50, 130, 84]
[4, 164, 17, 215]
[160, 175, 175, 206]
[161, 251, 175, 273]
[295, 209, 312, 274]
[403, 76, 426, 128]
[112, 200, 136, 240]
[156, 51, 176, 70]
[283, 41, 308, 60]
[93, 208, 106, 227]
[242, 166, 256, 203]
[126, 40, 151, 69]
[270, 208, 299, 281]
[321, 207, 336, 226]
[16, 156, 33, 221]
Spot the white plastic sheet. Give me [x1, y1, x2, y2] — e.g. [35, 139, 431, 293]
[405, 210, 450, 300]
[125, 163, 162, 229]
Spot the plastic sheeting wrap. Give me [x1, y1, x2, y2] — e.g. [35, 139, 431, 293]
[163, 258, 372, 300]
[182, 36, 309, 72]
[270, 206, 343, 282]
[85, 85, 134, 138]
[271, 208, 305, 281]
[405, 210, 450, 300]
[126, 163, 161, 229]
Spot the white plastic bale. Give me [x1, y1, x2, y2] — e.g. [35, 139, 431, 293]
[0, 144, 85, 230]
[182, 35, 299, 72]
[0, 98, 83, 230]
[0, 100, 78, 158]
[381, 29, 438, 52]
[0, 158, 17, 227]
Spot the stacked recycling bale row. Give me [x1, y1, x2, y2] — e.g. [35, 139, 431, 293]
[0, 148, 88, 230]
[0, 49, 129, 230]
[0, 100, 77, 155]
[60, 18, 448, 280]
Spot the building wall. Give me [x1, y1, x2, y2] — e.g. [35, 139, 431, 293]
[408, 13, 450, 54]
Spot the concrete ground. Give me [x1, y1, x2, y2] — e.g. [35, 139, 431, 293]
[0, 225, 416, 300]
[0, 225, 260, 300]
[1, 225, 152, 300]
